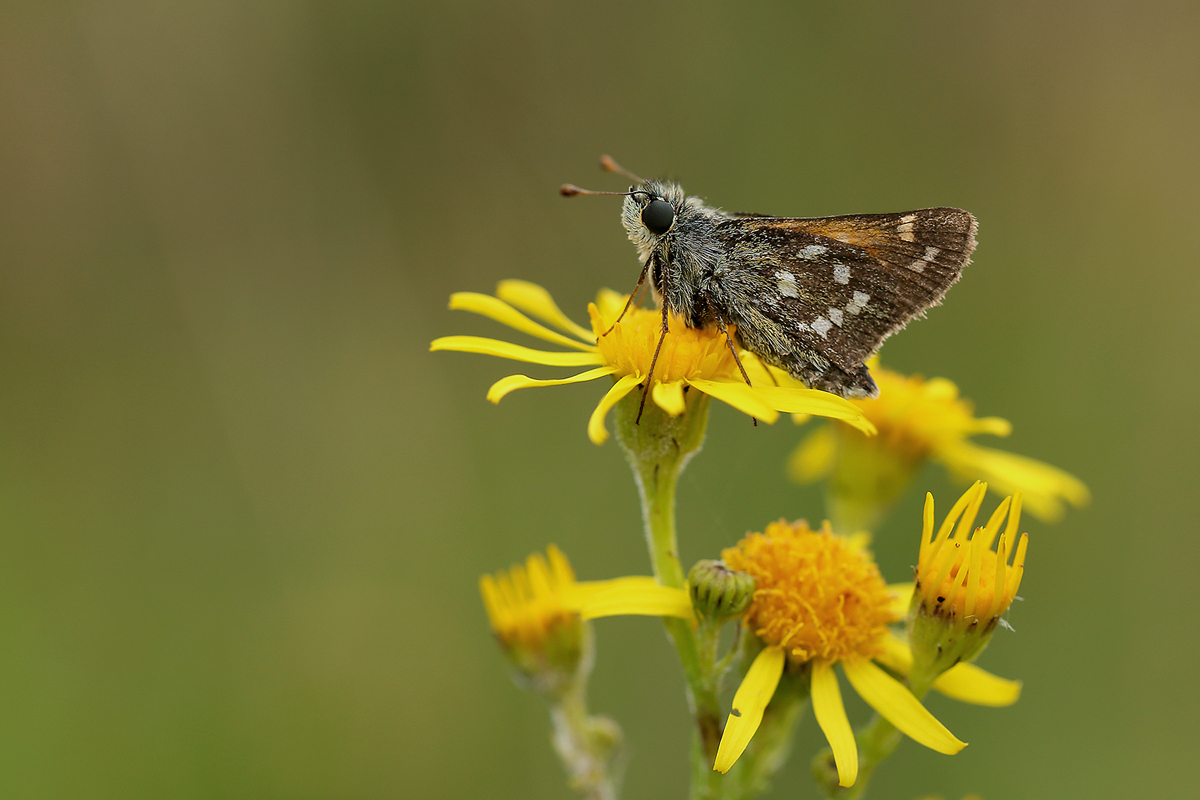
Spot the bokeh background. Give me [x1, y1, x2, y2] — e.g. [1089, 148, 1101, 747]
[2, 2, 1197, 798]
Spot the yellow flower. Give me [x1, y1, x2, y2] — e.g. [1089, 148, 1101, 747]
[903, 483, 1029, 682]
[788, 359, 1089, 524]
[432, 280, 874, 444]
[480, 545, 693, 691]
[714, 520, 1018, 788]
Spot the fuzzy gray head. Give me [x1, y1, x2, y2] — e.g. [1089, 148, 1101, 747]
[620, 180, 688, 261]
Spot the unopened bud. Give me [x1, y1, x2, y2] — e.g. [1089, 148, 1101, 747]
[688, 560, 755, 620]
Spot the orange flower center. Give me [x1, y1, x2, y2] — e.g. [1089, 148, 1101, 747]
[723, 521, 896, 663]
[589, 302, 740, 385]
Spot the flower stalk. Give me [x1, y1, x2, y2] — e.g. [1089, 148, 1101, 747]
[549, 680, 624, 800]
[612, 384, 728, 799]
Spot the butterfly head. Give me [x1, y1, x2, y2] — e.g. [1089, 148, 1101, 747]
[621, 180, 687, 257]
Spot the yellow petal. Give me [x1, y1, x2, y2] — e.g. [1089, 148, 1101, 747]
[593, 288, 629, 320]
[939, 441, 1090, 523]
[546, 544, 575, 584]
[575, 582, 693, 620]
[886, 582, 915, 619]
[430, 335, 603, 366]
[739, 352, 779, 386]
[652, 381, 687, 416]
[587, 374, 640, 444]
[448, 292, 594, 350]
[934, 663, 1022, 707]
[752, 385, 873, 426]
[714, 646, 785, 773]
[786, 425, 837, 484]
[812, 660, 858, 787]
[563, 576, 661, 609]
[486, 367, 617, 403]
[842, 659, 966, 755]
[875, 632, 914, 674]
[687, 379, 781, 423]
[970, 415, 1013, 437]
[494, 280, 596, 342]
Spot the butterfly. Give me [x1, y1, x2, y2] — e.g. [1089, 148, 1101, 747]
[563, 157, 977, 403]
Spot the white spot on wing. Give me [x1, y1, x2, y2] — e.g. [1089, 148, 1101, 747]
[812, 317, 832, 338]
[898, 214, 917, 243]
[846, 291, 870, 314]
[832, 264, 851, 284]
[828, 308, 844, 326]
[908, 245, 941, 273]
[775, 269, 800, 298]
[798, 244, 828, 259]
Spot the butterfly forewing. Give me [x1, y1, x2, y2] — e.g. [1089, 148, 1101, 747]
[713, 208, 976, 372]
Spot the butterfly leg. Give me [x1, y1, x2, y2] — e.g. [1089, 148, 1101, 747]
[716, 318, 757, 426]
[715, 319, 753, 387]
[635, 296, 670, 425]
[602, 256, 650, 337]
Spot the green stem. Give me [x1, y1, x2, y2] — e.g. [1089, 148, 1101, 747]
[614, 390, 725, 800]
[549, 682, 622, 800]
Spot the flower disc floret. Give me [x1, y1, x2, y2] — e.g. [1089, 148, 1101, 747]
[590, 302, 741, 385]
[723, 521, 895, 663]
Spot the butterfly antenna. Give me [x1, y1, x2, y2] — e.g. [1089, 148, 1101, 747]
[559, 184, 637, 197]
[599, 155, 647, 184]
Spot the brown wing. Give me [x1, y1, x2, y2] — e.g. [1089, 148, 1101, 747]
[707, 208, 976, 394]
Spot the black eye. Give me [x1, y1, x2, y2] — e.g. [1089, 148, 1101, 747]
[641, 199, 675, 235]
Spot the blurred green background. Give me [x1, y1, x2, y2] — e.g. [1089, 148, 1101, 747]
[2, 2, 1197, 798]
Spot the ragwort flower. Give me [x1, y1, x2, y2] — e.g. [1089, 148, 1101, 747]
[482, 546, 692, 798]
[902, 482, 1029, 686]
[481, 544, 693, 692]
[714, 519, 1016, 788]
[432, 281, 874, 444]
[788, 358, 1088, 526]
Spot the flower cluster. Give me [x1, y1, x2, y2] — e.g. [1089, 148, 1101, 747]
[713, 502, 1022, 788]
[441, 280, 1081, 800]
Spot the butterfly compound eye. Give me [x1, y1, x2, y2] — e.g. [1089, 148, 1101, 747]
[641, 199, 675, 235]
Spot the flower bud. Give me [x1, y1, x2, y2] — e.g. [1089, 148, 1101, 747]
[480, 546, 590, 696]
[907, 485, 1027, 690]
[688, 559, 755, 620]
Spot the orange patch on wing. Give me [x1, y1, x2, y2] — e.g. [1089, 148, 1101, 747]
[787, 219, 883, 254]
